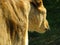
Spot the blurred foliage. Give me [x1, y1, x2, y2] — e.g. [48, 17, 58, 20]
[29, 0, 60, 45]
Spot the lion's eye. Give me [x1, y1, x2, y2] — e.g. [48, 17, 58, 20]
[39, 2, 41, 4]
[37, 1, 42, 7]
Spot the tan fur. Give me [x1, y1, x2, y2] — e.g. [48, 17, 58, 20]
[0, 0, 30, 45]
[0, 0, 49, 45]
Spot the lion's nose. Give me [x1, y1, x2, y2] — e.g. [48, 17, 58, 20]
[45, 25, 50, 31]
[44, 20, 50, 31]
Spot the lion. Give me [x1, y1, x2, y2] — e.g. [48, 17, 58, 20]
[0, 0, 49, 45]
[29, 0, 50, 33]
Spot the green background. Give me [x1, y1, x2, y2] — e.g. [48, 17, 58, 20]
[29, 0, 60, 45]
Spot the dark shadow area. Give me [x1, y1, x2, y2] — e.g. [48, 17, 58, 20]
[29, 0, 60, 45]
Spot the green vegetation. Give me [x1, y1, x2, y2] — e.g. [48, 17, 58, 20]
[29, 0, 60, 45]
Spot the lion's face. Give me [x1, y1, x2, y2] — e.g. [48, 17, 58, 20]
[29, 0, 50, 33]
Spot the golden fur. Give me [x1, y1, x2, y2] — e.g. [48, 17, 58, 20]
[0, 0, 30, 45]
[0, 0, 49, 45]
